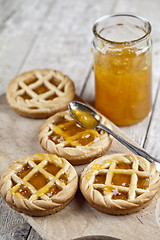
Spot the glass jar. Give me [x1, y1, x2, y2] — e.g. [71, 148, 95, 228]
[92, 14, 152, 126]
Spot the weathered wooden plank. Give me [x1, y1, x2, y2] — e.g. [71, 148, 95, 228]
[2, 1, 117, 239]
[0, 93, 160, 240]
[144, 80, 160, 174]
[13, 223, 31, 240]
[0, 1, 57, 239]
[0, 0, 55, 95]
[0, 1, 118, 238]
[0, 195, 28, 240]
[0, 0, 160, 240]
[18, 0, 117, 96]
[22, 122, 160, 240]
[0, 0, 21, 24]
[0, 94, 43, 240]
[27, 228, 43, 240]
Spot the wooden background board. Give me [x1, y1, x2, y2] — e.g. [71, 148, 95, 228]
[0, 93, 160, 240]
[0, 0, 160, 239]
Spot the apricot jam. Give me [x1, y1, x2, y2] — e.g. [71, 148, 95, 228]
[59, 173, 68, 185]
[49, 77, 60, 87]
[25, 78, 37, 85]
[111, 189, 128, 200]
[17, 185, 32, 199]
[115, 162, 132, 169]
[137, 177, 149, 189]
[72, 109, 98, 129]
[94, 174, 106, 184]
[96, 186, 128, 200]
[94, 48, 152, 126]
[112, 173, 131, 187]
[46, 183, 61, 198]
[29, 172, 48, 190]
[20, 92, 31, 100]
[44, 162, 61, 176]
[12, 156, 66, 199]
[49, 118, 100, 147]
[45, 93, 57, 100]
[17, 164, 32, 178]
[93, 14, 152, 126]
[34, 84, 48, 94]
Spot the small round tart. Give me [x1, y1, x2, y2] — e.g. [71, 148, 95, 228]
[39, 110, 113, 165]
[6, 69, 75, 118]
[80, 154, 160, 215]
[0, 154, 78, 216]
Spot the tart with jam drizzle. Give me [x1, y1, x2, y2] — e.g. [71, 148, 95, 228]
[39, 110, 113, 165]
[0, 153, 78, 216]
[80, 153, 160, 215]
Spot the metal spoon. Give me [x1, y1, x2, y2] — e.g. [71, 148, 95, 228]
[68, 100, 160, 165]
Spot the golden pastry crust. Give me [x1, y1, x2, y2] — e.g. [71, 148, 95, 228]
[39, 110, 113, 165]
[6, 69, 75, 118]
[80, 154, 160, 215]
[0, 154, 78, 216]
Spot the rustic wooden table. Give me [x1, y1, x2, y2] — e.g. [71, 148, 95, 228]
[0, 0, 160, 239]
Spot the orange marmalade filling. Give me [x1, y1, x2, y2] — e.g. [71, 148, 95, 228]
[94, 47, 152, 126]
[59, 173, 68, 185]
[29, 172, 49, 190]
[12, 157, 67, 199]
[20, 82, 49, 100]
[45, 93, 57, 100]
[49, 118, 101, 147]
[72, 109, 99, 129]
[17, 164, 32, 178]
[111, 188, 129, 200]
[93, 161, 149, 200]
[137, 177, 149, 189]
[17, 185, 32, 199]
[49, 77, 60, 87]
[94, 174, 106, 184]
[19, 77, 60, 100]
[115, 162, 132, 169]
[96, 186, 129, 200]
[25, 78, 37, 85]
[20, 92, 31, 100]
[44, 162, 61, 176]
[33, 83, 49, 95]
[112, 174, 131, 187]
[46, 183, 61, 198]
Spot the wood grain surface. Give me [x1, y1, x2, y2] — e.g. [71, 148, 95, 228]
[0, 0, 160, 239]
[0, 93, 160, 240]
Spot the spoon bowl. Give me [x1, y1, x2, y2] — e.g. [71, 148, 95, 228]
[68, 101, 100, 129]
[68, 101, 160, 167]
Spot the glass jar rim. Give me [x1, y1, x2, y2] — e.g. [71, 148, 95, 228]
[92, 14, 152, 45]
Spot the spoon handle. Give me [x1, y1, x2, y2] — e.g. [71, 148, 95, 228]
[98, 123, 160, 164]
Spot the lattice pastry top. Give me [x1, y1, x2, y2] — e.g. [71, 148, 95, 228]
[0, 154, 78, 216]
[6, 69, 75, 118]
[39, 110, 113, 165]
[80, 154, 160, 215]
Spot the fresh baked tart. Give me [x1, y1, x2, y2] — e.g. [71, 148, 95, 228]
[6, 69, 75, 118]
[0, 153, 78, 216]
[39, 110, 113, 165]
[80, 153, 160, 215]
